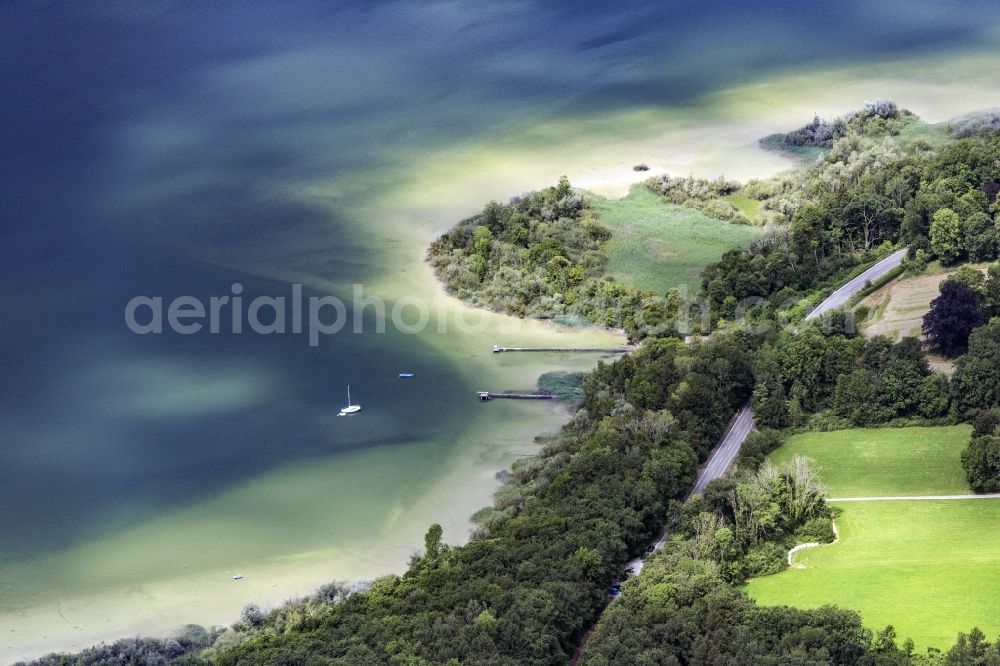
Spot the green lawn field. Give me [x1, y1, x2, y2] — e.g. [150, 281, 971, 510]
[770, 425, 972, 497]
[745, 499, 1000, 650]
[589, 186, 761, 293]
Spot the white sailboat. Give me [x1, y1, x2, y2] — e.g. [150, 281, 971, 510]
[339, 385, 361, 415]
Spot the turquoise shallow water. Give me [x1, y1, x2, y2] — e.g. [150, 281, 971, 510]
[3, 0, 1000, 657]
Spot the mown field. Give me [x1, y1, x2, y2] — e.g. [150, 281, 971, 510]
[770, 425, 972, 497]
[750, 425, 1000, 650]
[589, 186, 761, 293]
[746, 499, 1000, 650]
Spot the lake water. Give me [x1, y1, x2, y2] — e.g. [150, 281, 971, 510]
[4, 0, 1000, 660]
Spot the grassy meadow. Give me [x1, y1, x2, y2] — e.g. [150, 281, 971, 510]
[589, 186, 761, 293]
[746, 499, 1000, 650]
[770, 426, 973, 497]
[890, 117, 952, 150]
[725, 193, 762, 221]
[751, 425, 1000, 649]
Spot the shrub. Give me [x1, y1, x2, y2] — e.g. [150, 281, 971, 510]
[537, 371, 586, 404]
[951, 108, 1000, 138]
[859, 98, 901, 121]
[742, 541, 788, 577]
[962, 434, 1000, 493]
[737, 429, 784, 471]
[972, 408, 1000, 438]
[793, 516, 836, 544]
[777, 115, 836, 148]
[238, 604, 266, 628]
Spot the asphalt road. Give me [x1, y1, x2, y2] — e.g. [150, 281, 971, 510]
[690, 406, 754, 496]
[804, 248, 908, 321]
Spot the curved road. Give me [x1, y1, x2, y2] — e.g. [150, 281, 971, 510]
[623, 248, 908, 575]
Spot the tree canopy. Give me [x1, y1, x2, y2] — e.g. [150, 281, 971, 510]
[923, 280, 988, 358]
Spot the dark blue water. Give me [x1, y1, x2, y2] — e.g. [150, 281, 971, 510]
[2, 0, 998, 562]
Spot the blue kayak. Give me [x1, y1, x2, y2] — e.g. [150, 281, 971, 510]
[399, 372, 414, 378]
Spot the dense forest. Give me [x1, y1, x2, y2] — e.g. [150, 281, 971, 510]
[23, 106, 1000, 666]
[752, 331, 952, 429]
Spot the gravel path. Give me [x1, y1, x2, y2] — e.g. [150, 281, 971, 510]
[829, 494, 1000, 502]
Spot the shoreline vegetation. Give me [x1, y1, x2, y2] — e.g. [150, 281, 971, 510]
[20, 102, 1000, 665]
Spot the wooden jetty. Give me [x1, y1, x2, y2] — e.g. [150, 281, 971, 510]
[478, 391, 553, 401]
[492, 346, 631, 353]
